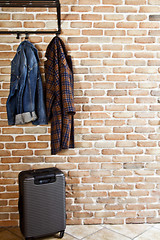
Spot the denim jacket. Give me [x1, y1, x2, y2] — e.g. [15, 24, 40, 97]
[6, 41, 47, 125]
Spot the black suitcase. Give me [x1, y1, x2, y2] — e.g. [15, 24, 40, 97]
[18, 167, 66, 239]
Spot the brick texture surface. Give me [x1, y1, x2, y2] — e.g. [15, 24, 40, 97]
[0, 1, 160, 226]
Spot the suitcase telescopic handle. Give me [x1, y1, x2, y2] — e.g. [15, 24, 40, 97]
[34, 174, 56, 185]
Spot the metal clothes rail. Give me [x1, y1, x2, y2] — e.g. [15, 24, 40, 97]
[0, 0, 61, 39]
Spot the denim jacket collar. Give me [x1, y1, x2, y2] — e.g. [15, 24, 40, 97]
[17, 40, 39, 62]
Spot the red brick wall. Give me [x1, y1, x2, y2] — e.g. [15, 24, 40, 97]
[1, 0, 160, 226]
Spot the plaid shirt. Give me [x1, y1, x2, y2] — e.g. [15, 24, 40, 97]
[45, 36, 75, 155]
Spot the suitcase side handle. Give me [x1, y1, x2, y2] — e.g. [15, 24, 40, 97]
[34, 174, 56, 185]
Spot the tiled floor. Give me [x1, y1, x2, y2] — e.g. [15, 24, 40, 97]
[1, 224, 160, 240]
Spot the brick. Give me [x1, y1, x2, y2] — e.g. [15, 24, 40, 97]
[25, 127, 47, 134]
[79, 0, 100, 4]
[0, 135, 13, 142]
[79, 149, 100, 155]
[102, 149, 122, 155]
[127, 134, 147, 140]
[71, 6, 91, 12]
[135, 37, 155, 43]
[113, 112, 133, 118]
[116, 6, 138, 13]
[68, 37, 88, 43]
[146, 149, 160, 155]
[135, 68, 157, 74]
[113, 127, 133, 133]
[124, 163, 144, 169]
[90, 52, 110, 58]
[105, 30, 125, 36]
[125, 45, 144, 51]
[149, 30, 160, 37]
[105, 105, 125, 111]
[103, 59, 124, 66]
[103, 0, 123, 4]
[93, 7, 113, 14]
[107, 90, 127, 96]
[147, 45, 160, 51]
[28, 142, 48, 149]
[91, 127, 111, 133]
[12, 150, 33, 156]
[0, 22, 22, 28]
[90, 156, 112, 163]
[127, 30, 147, 36]
[135, 127, 155, 133]
[123, 149, 143, 155]
[126, 0, 146, 4]
[12, 13, 34, 20]
[113, 156, 133, 162]
[24, 22, 45, 28]
[135, 112, 155, 118]
[149, 15, 160, 21]
[135, 53, 155, 59]
[104, 14, 124, 21]
[140, 22, 159, 28]
[60, 29, 81, 36]
[104, 218, 124, 224]
[80, 44, 101, 51]
[90, 112, 111, 119]
[69, 171, 89, 177]
[109, 191, 128, 197]
[124, 177, 144, 183]
[81, 59, 101, 66]
[113, 67, 134, 74]
[91, 97, 112, 104]
[71, 22, 92, 28]
[102, 163, 122, 170]
[136, 97, 156, 104]
[94, 22, 115, 28]
[36, 14, 57, 20]
[5, 143, 26, 149]
[126, 218, 145, 224]
[1, 157, 21, 163]
[149, 134, 160, 140]
[93, 82, 114, 89]
[149, 0, 160, 4]
[82, 14, 102, 20]
[112, 37, 133, 43]
[115, 184, 133, 190]
[91, 170, 111, 177]
[90, 67, 111, 73]
[105, 120, 125, 126]
[117, 22, 137, 28]
[105, 134, 125, 140]
[82, 30, 103, 36]
[73, 212, 93, 218]
[127, 15, 147, 21]
[103, 44, 122, 51]
[114, 97, 134, 104]
[127, 106, 148, 112]
[117, 82, 137, 89]
[147, 217, 160, 224]
[126, 60, 146, 66]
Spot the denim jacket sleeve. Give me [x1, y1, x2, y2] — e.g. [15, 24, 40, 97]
[6, 50, 27, 125]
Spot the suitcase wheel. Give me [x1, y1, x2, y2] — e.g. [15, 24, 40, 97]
[59, 230, 64, 238]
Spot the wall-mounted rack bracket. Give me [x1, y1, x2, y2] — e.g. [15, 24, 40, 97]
[0, 0, 61, 39]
